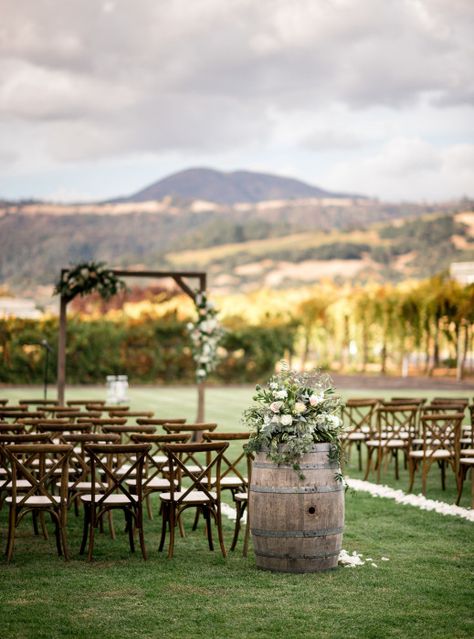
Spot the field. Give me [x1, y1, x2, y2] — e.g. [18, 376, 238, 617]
[0, 385, 473, 639]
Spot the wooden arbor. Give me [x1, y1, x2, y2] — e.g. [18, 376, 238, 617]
[56, 269, 207, 420]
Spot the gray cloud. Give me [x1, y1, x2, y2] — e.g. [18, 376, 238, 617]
[0, 0, 472, 165]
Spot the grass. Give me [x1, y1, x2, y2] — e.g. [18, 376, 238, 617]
[0, 385, 473, 638]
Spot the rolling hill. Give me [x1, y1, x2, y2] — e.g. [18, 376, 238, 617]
[117, 167, 352, 204]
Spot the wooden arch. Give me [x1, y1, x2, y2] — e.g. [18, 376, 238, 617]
[56, 269, 207, 420]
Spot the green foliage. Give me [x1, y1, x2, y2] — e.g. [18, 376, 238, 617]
[54, 261, 126, 302]
[0, 316, 297, 385]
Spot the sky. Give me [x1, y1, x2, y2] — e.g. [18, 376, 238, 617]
[0, 0, 473, 203]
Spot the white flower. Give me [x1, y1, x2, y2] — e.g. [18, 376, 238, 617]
[309, 392, 324, 406]
[274, 390, 288, 399]
[271, 414, 281, 424]
[269, 382, 278, 390]
[280, 414, 293, 426]
[197, 368, 206, 377]
[270, 401, 283, 413]
[294, 402, 306, 414]
[327, 415, 342, 427]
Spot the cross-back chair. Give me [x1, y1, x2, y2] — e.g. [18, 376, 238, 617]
[159, 441, 228, 558]
[365, 405, 418, 482]
[130, 433, 191, 519]
[4, 443, 72, 561]
[340, 399, 378, 470]
[408, 412, 463, 495]
[80, 443, 151, 560]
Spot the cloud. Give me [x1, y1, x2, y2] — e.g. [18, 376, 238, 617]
[0, 0, 472, 199]
[324, 138, 474, 201]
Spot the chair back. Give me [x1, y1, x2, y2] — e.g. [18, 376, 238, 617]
[84, 443, 151, 508]
[130, 433, 191, 490]
[419, 413, 463, 463]
[4, 444, 72, 508]
[136, 418, 187, 426]
[376, 405, 418, 442]
[162, 441, 228, 505]
[203, 432, 251, 486]
[341, 399, 378, 437]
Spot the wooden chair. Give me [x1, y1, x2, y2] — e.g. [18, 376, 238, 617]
[77, 417, 127, 433]
[108, 410, 154, 421]
[365, 405, 418, 482]
[68, 399, 106, 407]
[130, 433, 190, 519]
[456, 449, 474, 508]
[162, 423, 218, 471]
[3, 443, 72, 561]
[431, 397, 470, 406]
[158, 441, 228, 558]
[85, 404, 128, 412]
[408, 413, 463, 495]
[0, 423, 25, 435]
[61, 433, 120, 518]
[136, 418, 187, 427]
[340, 399, 378, 470]
[79, 443, 150, 560]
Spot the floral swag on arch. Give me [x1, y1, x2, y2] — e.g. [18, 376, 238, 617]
[187, 291, 224, 381]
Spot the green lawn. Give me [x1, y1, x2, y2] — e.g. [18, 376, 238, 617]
[0, 385, 473, 638]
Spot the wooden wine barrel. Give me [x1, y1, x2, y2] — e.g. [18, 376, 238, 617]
[249, 443, 344, 573]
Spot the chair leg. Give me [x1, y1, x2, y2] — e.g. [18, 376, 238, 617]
[87, 509, 96, 561]
[357, 442, 362, 471]
[126, 510, 135, 553]
[52, 513, 62, 557]
[421, 462, 428, 496]
[364, 447, 374, 480]
[192, 508, 200, 531]
[215, 507, 226, 559]
[158, 503, 168, 552]
[408, 457, 416, 493]
[108, 510, 116, 540]
[32, 511, 39, 536]
[203, 508, 214, 551]
[242, 502, 250, 558]
[394, 450, 399, 480]
[60, 507, 69, 561]
[80, 504, 90, 555]
[137, 510, 147, 560]
[167, 506, 176, 559]
[39, 512, 49, 540]
[230, 501, 242, 552]
[146, 494, 153, 520]
[440, 461, 446, 491]
[6, 505, 16, 562]
[456, 466, 466, 505]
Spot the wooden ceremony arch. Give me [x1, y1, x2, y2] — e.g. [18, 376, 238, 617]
[56, 269, 207, 420]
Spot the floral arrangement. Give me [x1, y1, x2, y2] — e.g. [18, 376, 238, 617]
[243, 365, 344, 475]
[54, 261, 126, 303]
[187, 290, 224, 381]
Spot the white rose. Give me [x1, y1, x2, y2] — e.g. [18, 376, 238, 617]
[274, 390, 288, 399]
[309, 393, 324, 406]
[271, 414, 281, 424]
[280, 414, 293, 426]
[294, 402, 306, 414]
[270, 401, 283, 413]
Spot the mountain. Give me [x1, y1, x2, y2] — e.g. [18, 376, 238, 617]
[119, 167, 349, 204]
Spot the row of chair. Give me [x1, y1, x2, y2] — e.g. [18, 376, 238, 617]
[341, 397, 474, 503]
[0, 417, 253, 563]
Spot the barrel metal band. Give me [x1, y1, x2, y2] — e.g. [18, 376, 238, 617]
[254, 549, 341, 560]
[251, 526, 344, 538]
[253, 462, 337, 470]
[250, 484, 343, 494]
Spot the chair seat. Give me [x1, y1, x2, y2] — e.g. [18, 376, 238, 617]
[366, 439, 407, 448]
[460, 457, 474, 466]
[56, 480, 104, 491]
[234, 491, 248, 502]
[5, 495, 61, 506]
[211, 476, 246, 488]
[160, 490, 217, 504]
[409, 449, 452, 459]
[344, 432, 367, 441]
[125, 477, 175, 490]
[461, 448, 474, 456]
[80, 493, 139, 505]
[1, 479, 35, 490]
[152, 454, 167, 465]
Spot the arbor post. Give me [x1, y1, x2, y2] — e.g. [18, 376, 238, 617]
[57, 295, 67, 406]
